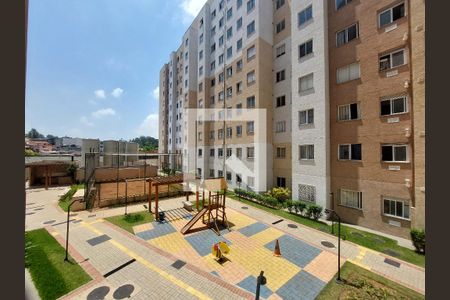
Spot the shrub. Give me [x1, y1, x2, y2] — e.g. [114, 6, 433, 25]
[284, 200, 294, 213]
[306, 204, 323, 220]
[294, 201, 307, 216]
[410, 228, 425, 253]
[267, 187, 291, 203]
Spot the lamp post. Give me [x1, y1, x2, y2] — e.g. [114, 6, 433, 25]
[64, 199, 80, 262]
[255, 270, 267, 300]
[325, 208, 342, 284]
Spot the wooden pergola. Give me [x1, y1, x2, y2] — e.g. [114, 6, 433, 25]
[147, 174, 187, 221]
[25, 161, 71, 190]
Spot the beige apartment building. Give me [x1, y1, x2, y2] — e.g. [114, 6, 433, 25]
[158, 0, 424, 238]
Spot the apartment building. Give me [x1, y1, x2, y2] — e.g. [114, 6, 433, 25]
[158, 0, 424, 238]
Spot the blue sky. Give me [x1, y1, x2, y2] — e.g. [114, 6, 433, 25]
[25, 0, 207, 140]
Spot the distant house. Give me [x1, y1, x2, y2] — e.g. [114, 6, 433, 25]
[26, 140, 53, 153]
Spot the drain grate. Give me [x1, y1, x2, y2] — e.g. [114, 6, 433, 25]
[287, 224, 298, 228]
[241, 206, 248, 210]
[383, 249, 400, 257]
[171, 259, 187, 270]
[34, 208, 44, 211]
[87, 234, 111, 246]
[272, 219, 284, 225]
[26, 203, 35, 206]
[88, 214, 96, 218]
[321, 241, 335, 248]
[103, 259, 136, 278]
[112, 284, 135, 299]
[87, 286, 110, 300]
[384, 258, 401, 268]
[43, 220, 56, 225]
[25, 212, 35, 215]
[72, 220, 82, 224]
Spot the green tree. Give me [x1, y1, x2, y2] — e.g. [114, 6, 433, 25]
[27, 128, 44, 139]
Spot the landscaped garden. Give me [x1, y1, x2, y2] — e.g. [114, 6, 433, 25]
[58, 183, 84, 212]
[25, 228, 91, 300]
[317, 262, 424, 299]
[104, 210, 154, 233]
[227, 188, 425, 267]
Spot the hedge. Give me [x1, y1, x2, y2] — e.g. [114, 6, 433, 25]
[234, 188, 280, 209]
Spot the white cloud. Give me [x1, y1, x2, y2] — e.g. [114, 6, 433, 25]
[92, 108, 116, 119]
[136, 113, 159, 138]
[80, 116, 94, 127]
[94, 89, 106, 99]
[152, 86, 159, 100]
[180, 0, 207, 24]
[111, 87, 124, 98]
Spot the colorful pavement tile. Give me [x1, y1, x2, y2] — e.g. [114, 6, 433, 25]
[135, 221, 176, 241]
[275, 270, 326, 300]
[185, 229, 231, 257]
[238, 222, 269, 237]
[237, 275, 273, 299]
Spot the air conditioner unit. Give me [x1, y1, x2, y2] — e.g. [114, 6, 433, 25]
[379, 59, 390, 71]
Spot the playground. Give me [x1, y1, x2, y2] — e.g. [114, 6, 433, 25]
[130, 178, 339, 299]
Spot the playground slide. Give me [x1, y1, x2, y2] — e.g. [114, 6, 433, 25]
[180, 208, 208, 235]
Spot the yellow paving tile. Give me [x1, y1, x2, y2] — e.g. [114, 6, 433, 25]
[304, 251, 340, 283]
[148, 232, 192, 254]
[250, 227, 284, 247]
[132, 223, 153, 234]
[226, 210, 257, 230]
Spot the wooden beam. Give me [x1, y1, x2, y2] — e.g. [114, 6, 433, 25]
[155, 185, 159, 221]
[148, 179, 152, 213]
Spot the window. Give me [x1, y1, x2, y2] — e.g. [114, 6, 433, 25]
[211, 26, 216, 36]
[236, 147, 242, 158]
[299, 145, 314, 160]
[226, 66, 233, 78]
[199, 66, 203, 76]
[211, 44, 216, 54]
[218, 170, 223, 177]
[237, 81, 243, 93]
[380, 95, 407, 116]
[237, 0, 243, 9]
[197, 168, 202, 176]
[276, 20, 285, 33]
[219, 0, 224, 10]
[185, 38, 189, 46]
[199, 82, 203, 92]
[237, 38, 243, 51]
[227, 27, 233, 39]
[185, 66, 188, 74]
[275, 177, 286, 188]
[276, 70, 285, 82]
[219, 35, 224, 46]
[379, 49, 405, 71]
[227, 8, 233, 20]
[210, 95, 215, 104]
[299, 40, 313, 58]
[237, 17, 243, 30]
[247, 121, 254, 134]
[210, 131, 215, 142]
[219, 91, 224, 101]
[276, 95, 286, 107]
[219, 54, 224, 64]
[227, 87, 232, 98]
[247, 71, 256, 85]
[379, 3, 405, 27]
[198, 99, 203, 108]
[219, 72, 224, 83]
[247, 0, 255, 12]
[247, 96, 256, 108]
[211, 78, 216, 86]
[336, 23, 358, 46]
[340, 189, 362, 209]
[199, 50, 203, 60]
[337, 62, 360, 83]
[198, 148, 203, 156]
[339, 144, 362, 160]
[299, 109, 314, 125]
[226, 147, 232, 157]
[199, 33, 203, 44]
[247, 147, 254, 159]
[218, 148, 224, 157]
[298, 5, 313, 26]
[211, 9, 216, 19]
[226, 171, 232, 182]
[336, 0, 352, 10]
[247, 176, 255, 187]
[247, 45, 256, 60]
[236, 125, 242, 136]
[338, 103, 360, 120]
[237, 59, 243, 71]
[381, 144, 408, 162]
[236, 103, 242, 114]
[276, 147, 286, 158]
[276, 44, 286, 57]
[185, 52, 188, 60]
[298, 184, 316, 202]
[276, 0, 285, 10]
[219, 17, 224, 28]
[383, 198, 410, 219]
[299, 73, 314, 92]
[227, 46, 233, 59]
[247, 20, 255, 36]
[209, 169, 215, 177]
[276, 121, 286, 133]
[236, 174, 242, 184]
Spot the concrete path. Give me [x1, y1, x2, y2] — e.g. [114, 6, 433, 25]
[25, 269, 40, 300]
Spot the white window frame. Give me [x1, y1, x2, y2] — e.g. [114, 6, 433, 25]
[299, 109, 314, 126]
[380, 95, 408, 116]
[336, 23, 359, 47]
[276, 43, 286, 58]
[299, 144, 314, 160]
[275, 121, 286, 133]
[338, 144, 362, 161]
[379, 49, 407, 71]
[336, 62, 360, 84]
[246, 147, 255, 159]
[335, 0, 353, 10]
[276, 147, 286, 158]
[247, 70, 256, 85]
[247, 176, 255, 188]
[340, 189, 363, 209]
[381, 144, 409, 163]
[299, 39, 313, 59]
[247, 121, 254, 134]
[338, 102, 360, 121]
[247, 45, 256, 60]
[299, 73, 314, 92]
[383, 198, 410, 220]
[378, 2, 406, 28]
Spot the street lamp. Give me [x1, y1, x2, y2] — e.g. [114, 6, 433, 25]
[64, 199, 80, 262]
[324, 208, 342, 284]
[255, 270, 267, 300]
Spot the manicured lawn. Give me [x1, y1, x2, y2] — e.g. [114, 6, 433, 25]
[25, 229, 91, 300]
[317, 262, 424, 299]
[58, 184, 84, 212]
[104, 210, 154, 233]
[226, 191, 425, 267]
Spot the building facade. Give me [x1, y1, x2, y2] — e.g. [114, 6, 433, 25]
[158, 0, 425, 238]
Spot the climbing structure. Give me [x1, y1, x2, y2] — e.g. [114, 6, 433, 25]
[180, 178, 230, 235]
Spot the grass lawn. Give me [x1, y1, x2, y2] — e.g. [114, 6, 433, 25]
[317, 262, 424, 299]
[25, 229, 91, 300]
[226, 192, 425, 268]
[104, 210, 154, 233]
[58, 184, 84, 212]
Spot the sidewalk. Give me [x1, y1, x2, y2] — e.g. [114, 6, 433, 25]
[224, 197, 425, 294]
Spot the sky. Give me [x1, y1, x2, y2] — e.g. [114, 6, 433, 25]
[25, 0, 207, 140]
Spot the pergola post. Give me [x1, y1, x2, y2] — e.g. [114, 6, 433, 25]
[155, 185, 159, 221]
[148, 179, 152, 213]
